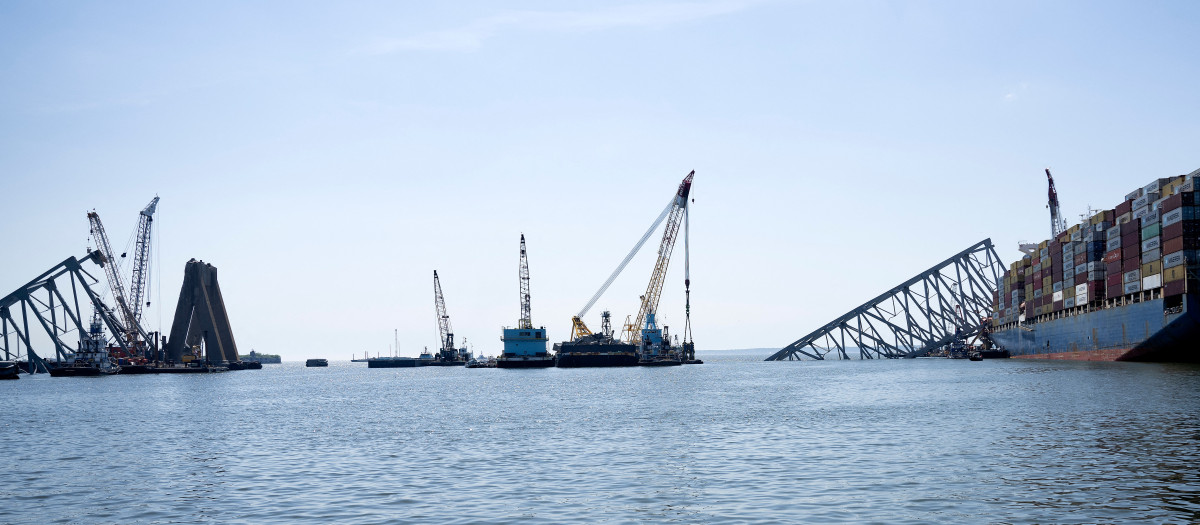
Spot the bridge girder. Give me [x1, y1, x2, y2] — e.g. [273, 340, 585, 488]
[767, 239, 1004, 361]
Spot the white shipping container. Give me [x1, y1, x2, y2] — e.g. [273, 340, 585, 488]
[1143, 247, 1161, 262]
[1142, 236, 1161, 252]
[1124, 281, 1142, 294]
[1077, 290, 1089, 303]
[1065, 297, 1075, 308]
[1143, 179, 1162, 194]
[1107, 225, 1121, 239]
[1124, 269, 1142, 284]
[1133, 195, 1149, 210]
[1126, 188, 1144, 201]
[1053, 290, 1064, 302]
[1134, 207, 1149, 222]
[1075, 283, 1088, 296]
[1163, 250, 1185, 269]
[1163, 207, 1184, 228]
[1143, 274, 1162, 290]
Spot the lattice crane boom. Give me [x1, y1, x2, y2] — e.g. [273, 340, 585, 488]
[433, 270, 454, 354]
[87, 211, 137, 339]
[128, 196, 159, 328]
[622, 171, 693, 343]
[1046, 168, 1067, 238]
[518, 234, 532, 330]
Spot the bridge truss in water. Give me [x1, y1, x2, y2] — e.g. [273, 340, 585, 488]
[767, 239, 1005, 361]
[0, 251, 144, 372]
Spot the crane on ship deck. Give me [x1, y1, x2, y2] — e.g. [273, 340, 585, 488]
[1019, 169, 1069, 257]
[433, 270, 462, 363]
[88, 211, 142, 350]
[128, 197, 159, 333]
[621, 172, 692, 346]
[567, 171, 694, 351]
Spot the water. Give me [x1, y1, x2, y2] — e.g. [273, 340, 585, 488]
[2, 354, 1198, 524]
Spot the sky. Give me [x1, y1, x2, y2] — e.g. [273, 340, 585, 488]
[1, 1, 1198, 361]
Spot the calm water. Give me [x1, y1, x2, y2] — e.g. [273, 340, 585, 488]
[2, 353, 1198, 524]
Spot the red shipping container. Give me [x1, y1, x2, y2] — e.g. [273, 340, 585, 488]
[1162, 193, 1183, 213]
[1122, 234, 1141, 250]
[1106, 273, 1123, 287]
[1163, 221, 1181, 240]
[1074, 253, 1087, 265]
[1106, 260, 1123, 275]
[1088, 281, 1105, 297]
[1053, 300, 1063, 311]
[1163, 236, 1200, 253]
[1123, 256, 1141, 271]
[1103, 249, 1122, 264]
[1115, 199, 1133, 217]
[1120, 221, 1140, 235]
[1075, 273, 1087, 285]
[1164, 279, 1186, 297]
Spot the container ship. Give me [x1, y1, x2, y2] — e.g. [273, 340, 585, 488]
[989, 168, 1200, 362]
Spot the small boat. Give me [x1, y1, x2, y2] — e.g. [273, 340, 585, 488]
[306, 358, 329, 367]
[0, 363, 19, 380]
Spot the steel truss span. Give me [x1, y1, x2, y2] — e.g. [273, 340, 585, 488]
[0, 252, 141, 372]
[767, 239, 1005, 361]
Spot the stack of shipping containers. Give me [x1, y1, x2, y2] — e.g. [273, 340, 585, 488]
[993, 170, 1200, 328]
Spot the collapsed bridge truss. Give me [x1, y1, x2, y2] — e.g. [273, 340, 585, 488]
[0, 251, 147, 372]
[767, 239, 1005, 361]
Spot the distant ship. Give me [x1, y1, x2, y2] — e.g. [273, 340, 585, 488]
[498, 235, 555, 368]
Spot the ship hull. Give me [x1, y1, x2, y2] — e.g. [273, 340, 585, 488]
[556, 352, 639, 368]
[367, 358, 419, 368]
[496, 357, 555, 368]
[990, 293, 1200, 362]
[48, 366, 116, 377]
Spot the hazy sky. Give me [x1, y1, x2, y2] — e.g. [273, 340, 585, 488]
[2, 1, 1198, 360]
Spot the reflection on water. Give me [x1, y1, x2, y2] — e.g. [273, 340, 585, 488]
[0, 355, 1197, 523]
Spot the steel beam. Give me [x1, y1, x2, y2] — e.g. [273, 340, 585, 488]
[768, 239, 1005, 361]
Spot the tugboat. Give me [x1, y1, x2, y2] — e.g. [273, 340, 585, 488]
[637, 310, 682, 366]
[305, 358, 329, 367]
[49, 311, 121, 377]
[498, 235, 556, 369]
